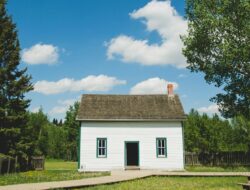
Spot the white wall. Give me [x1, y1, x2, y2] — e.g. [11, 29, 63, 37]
[79, 121, 184, 171]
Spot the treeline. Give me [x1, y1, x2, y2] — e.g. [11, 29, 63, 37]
[27, 102, 80, 161]
[29, 107, 250, 161]
[184, 109, 250, 154]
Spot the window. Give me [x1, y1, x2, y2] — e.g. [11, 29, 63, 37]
[97, 138, 107, 158]
[156, 138, 167, 158]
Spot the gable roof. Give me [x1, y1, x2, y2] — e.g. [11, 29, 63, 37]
[77, 94, 186, 121]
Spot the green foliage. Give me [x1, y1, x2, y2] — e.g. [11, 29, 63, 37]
[63, 102, 80, 161]
[0, 153, 12, 159]
[231, 115, 250, 150]
[46, 124, 68, 159]
[27, 109, 68, 159]
[0, 0, 33, 169]
[182, 0, 250, 118]
[184, 109, 250, 153]
[52, 118, 63, 126]
[27, 108, 49, 156]
[26, 103, 80, 160]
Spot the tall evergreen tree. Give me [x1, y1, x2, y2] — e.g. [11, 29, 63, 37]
[0, 0, 33, 169]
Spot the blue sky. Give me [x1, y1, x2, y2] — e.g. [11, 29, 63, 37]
[7, 0, 221, 120]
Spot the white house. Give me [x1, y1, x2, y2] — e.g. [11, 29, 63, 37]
[76, 84, 186, 171]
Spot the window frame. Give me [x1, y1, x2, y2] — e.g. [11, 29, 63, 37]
[156, 137, 167, 158]
[96, 138, 107, 158]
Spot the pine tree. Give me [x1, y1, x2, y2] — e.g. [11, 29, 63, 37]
[0, 0, 33, 169]
[58, 119, 63, 126]
[52, 118, 58, 126]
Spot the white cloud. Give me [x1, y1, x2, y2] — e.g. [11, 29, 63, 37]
[197, 104, 219, 114]
[107, 0, 187, 68]
[58, 99, 77, 106]
[22, 43, 59, 64]
[49, 106, 68, 115]
[49, 98, 77, 115]
[31, 106, 40, 113]
[130, 77, 178, 94]
[34, 75, 126, 95]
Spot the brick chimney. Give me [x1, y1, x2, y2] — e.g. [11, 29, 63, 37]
[167, 83, 174, 96]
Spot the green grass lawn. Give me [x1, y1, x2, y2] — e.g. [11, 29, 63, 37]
[82, 176, 247, 190]
[1, 162, 249, 187]
[0, 170, 109, 186]
[185, 165, 250, 172]
[45, 159, 77, 170]
[0, 159, 109, 186]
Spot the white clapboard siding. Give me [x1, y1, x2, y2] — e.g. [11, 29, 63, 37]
[79, 121, 184, 171]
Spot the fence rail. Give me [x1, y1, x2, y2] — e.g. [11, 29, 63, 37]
[0, 155, 45, 175]
[185, 152, 250, 166]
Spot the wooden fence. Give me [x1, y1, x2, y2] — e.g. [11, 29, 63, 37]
[0, 156, 17, 175]
[31, 156, 45, 170]
[185, 152, 250, 166]
[0, 156, 45, 175]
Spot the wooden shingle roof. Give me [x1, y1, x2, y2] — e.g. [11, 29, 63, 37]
[76, 94, 186, 121]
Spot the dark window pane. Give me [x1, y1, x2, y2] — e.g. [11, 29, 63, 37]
[103, 148, 106, 156]
[99, 140, 102, 147]
[103, 140, 106, 147]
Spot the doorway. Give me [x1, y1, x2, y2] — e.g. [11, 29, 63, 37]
[125, 141, 139, 167]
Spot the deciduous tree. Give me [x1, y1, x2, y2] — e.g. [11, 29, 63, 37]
[182, 0, 250, 118]
[63, 102, 80, 161]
